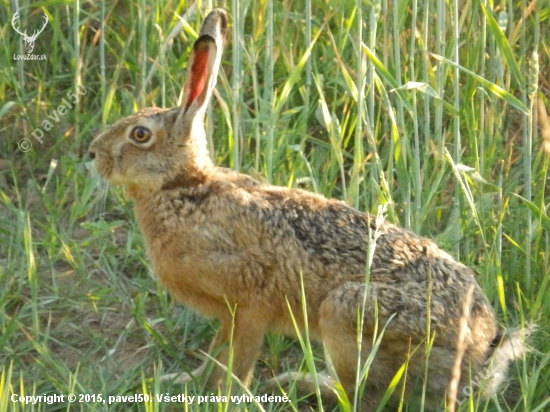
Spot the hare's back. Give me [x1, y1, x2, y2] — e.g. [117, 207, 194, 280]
[247, 185, 452, 281]
[210, 176, 484, 296]
[244, 184, 494, 322]
[251, 185, 495, 339]
[247, 185, 374, 273]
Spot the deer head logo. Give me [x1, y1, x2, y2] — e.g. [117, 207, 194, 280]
[11, 10, 48, 54]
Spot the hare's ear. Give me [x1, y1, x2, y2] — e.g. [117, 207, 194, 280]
[176, 9, 227, 138]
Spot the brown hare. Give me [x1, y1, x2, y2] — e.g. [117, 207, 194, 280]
[88, 9, 531, 410]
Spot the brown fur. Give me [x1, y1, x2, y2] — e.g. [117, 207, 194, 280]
[88, 9, 528, 410]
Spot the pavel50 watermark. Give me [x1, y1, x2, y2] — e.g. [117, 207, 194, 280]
[18, 85, 88, 152]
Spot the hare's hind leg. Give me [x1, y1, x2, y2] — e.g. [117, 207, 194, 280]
[264, 283, 391, 410]
[318, 282, 405, 411]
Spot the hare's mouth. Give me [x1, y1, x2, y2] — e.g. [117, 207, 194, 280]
[92, 158, 154, 188]
[91, 156, 115, 181]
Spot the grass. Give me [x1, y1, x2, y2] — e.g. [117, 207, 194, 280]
[0, 0, 549, 410]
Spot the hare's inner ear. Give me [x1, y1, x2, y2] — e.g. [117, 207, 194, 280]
[183, 36, 217, 115]
[175, 9, 227, 147]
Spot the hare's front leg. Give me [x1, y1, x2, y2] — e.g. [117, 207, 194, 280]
[164, 308, 266, 389]
[204, 309, 266, 388]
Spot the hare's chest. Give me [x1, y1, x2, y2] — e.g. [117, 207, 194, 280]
[146, 235, 239, 320]
[135, 200, 229, 277]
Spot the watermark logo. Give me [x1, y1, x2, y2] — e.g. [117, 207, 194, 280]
[452, 321, 535, 406]
[12, 8, 48, 60]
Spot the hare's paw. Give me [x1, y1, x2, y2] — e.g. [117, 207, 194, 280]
[264, 371, 338, 402]
[160, 362, 206, 384]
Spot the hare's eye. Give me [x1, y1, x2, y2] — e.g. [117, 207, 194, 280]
[130, 126, 152, 143]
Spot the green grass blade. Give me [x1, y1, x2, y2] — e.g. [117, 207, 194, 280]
[430, 53, 529, 114]
[362, 44, 412, 114]
[511, 193, 550, 232]
[480, 3, 524, 87]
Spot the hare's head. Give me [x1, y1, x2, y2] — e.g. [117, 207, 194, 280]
[88, 9, 227, 192]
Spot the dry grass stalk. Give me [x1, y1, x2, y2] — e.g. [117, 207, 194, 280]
[447, 284, 475, 412]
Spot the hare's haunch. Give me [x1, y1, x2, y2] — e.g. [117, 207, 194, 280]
[89, 9, 530, 410]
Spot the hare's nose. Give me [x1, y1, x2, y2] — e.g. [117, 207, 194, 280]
[88, 150, 96, 160]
